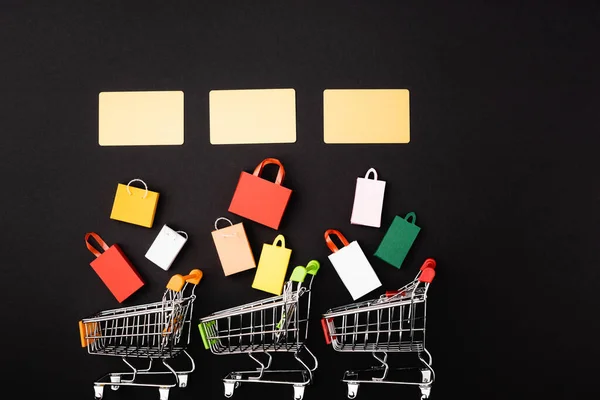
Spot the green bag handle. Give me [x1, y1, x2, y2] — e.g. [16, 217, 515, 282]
[404, 212, 417, 224]
[289, 260, 320, 283]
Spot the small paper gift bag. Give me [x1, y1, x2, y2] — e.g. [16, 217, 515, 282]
[324, 229, 382, 300]
[350, 167, 386, 228]
[85, 232, 144, 303]
[228, 158, 292, 230]
[110, 178, 159, 228]
[252, 234, 292, 295]
[211, 217, 256, 276]
[145, 225, 188, 271]
[374, 212, 421, 269]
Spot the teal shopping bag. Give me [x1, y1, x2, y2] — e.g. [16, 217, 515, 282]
[374, 212, 420, 269]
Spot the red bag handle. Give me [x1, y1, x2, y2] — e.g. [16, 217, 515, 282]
[85, 232, 110, 258]
[324, 229, 350, 253]
[253, 158, 285, 185]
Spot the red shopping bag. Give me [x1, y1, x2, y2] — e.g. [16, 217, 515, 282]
[228, 158, 292, 229]
[85, 232, 144, 303]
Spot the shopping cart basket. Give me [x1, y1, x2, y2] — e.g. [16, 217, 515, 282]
[321, 258, 437, 399]
[79, 269, 203, 400]
[198, 260, 320, 400]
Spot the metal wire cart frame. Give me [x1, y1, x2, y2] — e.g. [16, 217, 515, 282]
[78, 269, 203, 400]
[198, 261, 320, 400]
[321, 259, 437, 399]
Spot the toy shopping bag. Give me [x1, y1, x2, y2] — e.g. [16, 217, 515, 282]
[110, 178, 159, 228]
[324, 229, 382, 300]
[252, 234, 292, 295]
[145, 225, 188, 271]
[85, 232, 144, 303]
[211, 217, 256, 276]
[374, 212, 421, 269]
[228, 158, 292, 229]
[350, 167, 386, 228]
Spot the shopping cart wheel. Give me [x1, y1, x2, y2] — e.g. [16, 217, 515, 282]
[110, 375, 121, 391]
[224, 381, 236, 398]
[158, 387, 170, 400]
[293, 385, 305, 400]
[347, 383, 359, 399]
[93, 385, 104, 400]
[419, 385, 432, 399]
[177, 374, 188, 388]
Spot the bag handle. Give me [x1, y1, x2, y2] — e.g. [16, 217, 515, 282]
[214, 217, 237, 238]
[85, 232, 109, 258]
[364, 168, 378, 180]
[324, 229, 350, 253]
[404, 212, 417, 224]
[253, 158, 285, 185]
[126, 178, 149, 199]
[214, 217, 233, 230]
[272, 234, 286, 248]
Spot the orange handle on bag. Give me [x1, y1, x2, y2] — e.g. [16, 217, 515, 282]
[324, 229, 350, 253]
[253, 158, 285, 185]
[85, 232, 109, 258]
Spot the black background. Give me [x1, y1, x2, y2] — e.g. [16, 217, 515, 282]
[2, 1, 599, 399]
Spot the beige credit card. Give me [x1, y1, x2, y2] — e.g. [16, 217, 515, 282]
[323, 89, 410, 144]
[98, 91, 184, 146]
[209, 88, 296, 145]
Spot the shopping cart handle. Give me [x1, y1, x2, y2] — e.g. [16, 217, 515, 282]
[321, 318, 332, 345]
[166, 269, 203, 292]
[184, 269, 203, 285]
[290, 260, 320, 283]
[305, 260, 320, 275]
[418, 267, 436, 283]
[290, 266, 308, 283]
[420, 258, 436, 271]
[385, 290, 406, 298]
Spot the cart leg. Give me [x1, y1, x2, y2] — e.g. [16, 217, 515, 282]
[420, 385, 432, 399]
[347, 382, 359, 399]
[158, 387, 170, 400]
[224, 381, 236, 398]
[293, 385, 305, 400]
[177, 374, 188, 388]
[371, 352, 389, 381]
[93, 385, 104, 400]
[110, 375, 120, 391]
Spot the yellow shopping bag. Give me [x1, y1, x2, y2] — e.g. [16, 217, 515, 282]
[252, 234, 292, 295]
[110, 179, 160, 228]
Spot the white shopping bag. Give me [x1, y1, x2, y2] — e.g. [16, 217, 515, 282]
[324, 229, 382, 300]
[145, 225, 188, 270]
[350, 167, 386, 228]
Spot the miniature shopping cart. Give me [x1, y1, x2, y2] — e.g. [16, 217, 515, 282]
[79, 269, 202, 400]
[321, 259, 437, 399]
[198, 261, 320, 400]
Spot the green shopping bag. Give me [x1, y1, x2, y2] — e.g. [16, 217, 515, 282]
[374, 212, 421, 269]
